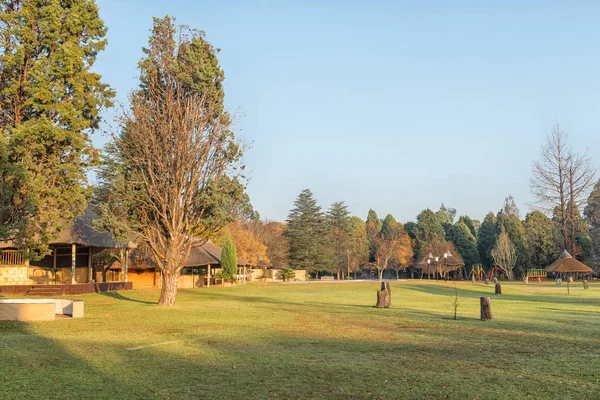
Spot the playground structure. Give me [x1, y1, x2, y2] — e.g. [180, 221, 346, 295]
[467, 264, 525, 281]
[526, 269, 548, 282]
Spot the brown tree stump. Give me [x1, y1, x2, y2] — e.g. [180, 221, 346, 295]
[495, 283, 502, 295]
[583, 280, 589, 290]
[480, 297, 493, 321]
[376, 282, 391, 308]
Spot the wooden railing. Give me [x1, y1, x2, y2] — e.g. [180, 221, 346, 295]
[0, 250, 25, 266]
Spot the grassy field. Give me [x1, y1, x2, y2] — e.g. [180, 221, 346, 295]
[1, 280, 599, 399]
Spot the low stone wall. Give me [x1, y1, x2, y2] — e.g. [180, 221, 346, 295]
[0, 299, 84, 321]
[0, 265, 32, 285]
[0, 301, 56, 321]
[0, 282, 132, 296]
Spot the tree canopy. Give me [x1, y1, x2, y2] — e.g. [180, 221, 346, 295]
[0, 0, 114, 257]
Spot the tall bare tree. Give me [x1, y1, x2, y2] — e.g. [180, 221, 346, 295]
[97, 17, 243, 305]
[530, 123, 595, 254]
[491, 228, 516, 279]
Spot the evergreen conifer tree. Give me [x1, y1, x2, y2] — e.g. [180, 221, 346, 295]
[0, 0, 114, 256]
[477, 212, 498, 268]
[285, 189, 333, 274]
[221, 234, 238, 279]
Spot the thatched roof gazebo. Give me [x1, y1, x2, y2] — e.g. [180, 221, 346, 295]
[418, 250, 464, 279]
[546, 250, 592, 274]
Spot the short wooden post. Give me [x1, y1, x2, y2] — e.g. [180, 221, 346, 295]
[584, 280, 589, 290]
[480, 297, 493, 321]
[495, 283, 502, 295]
[376, 282, 391, 308]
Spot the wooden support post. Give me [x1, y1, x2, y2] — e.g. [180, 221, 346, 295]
[243, 266, 246, 285]
[207, 265, 211, 288]
[584, 280, 589, 290]
[495, 283, 502, 295]
[376, 282, 391, 308]
[53, 248, 57, 285]
[71, 244, 76, 284]
[123, 248, 129, 282]
[88, 247, 93, 283]
[480, 297, 493, 321]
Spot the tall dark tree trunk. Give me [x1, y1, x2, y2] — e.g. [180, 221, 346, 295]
[158, 269, 180, 306]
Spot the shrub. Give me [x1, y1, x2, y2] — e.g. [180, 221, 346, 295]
[279, 268, 296, 282]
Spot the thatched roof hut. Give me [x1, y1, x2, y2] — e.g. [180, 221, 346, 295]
[117, 239, 249, 271]
[0, 209, 135, 250]
[546, 250, 592, 273]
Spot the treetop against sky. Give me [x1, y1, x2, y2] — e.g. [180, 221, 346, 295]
[93, 0, 600, 222]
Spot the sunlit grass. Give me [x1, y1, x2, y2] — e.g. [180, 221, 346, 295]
[1, 280, 599, 399]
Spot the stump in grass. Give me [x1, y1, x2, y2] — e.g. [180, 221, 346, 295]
[584, 280, 589, 290]
[480, 297, 493, 321]
[495, 283, 502, 295]
[376, 282, 391, 308]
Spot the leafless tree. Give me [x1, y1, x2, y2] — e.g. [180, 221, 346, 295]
[530, 123, 595, 254]
[491, 229, 516, 280]
[102, 25, 243, 305]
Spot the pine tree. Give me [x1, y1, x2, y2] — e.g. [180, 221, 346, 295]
[0, 0, 114, 256]
[365, 209, 382, 261]
[446, 221, 479, 267]
[285, 189, 333, 274]
[327, 201, 352, 278]
[414, 209, 446, 259]
[327, 201, 351, 232]
[584, 179, 600, 262]
[380, 214, 398, 239]
[524, 211, 561, 268]
[477, 212, 498, 268]
[220, 234, 238, 279]
[458, 215, 478, 237]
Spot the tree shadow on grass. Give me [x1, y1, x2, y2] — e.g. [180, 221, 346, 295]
[0, 320, 145, 399]
[99, 291, 156, 305]
[406, 283, 600, 306]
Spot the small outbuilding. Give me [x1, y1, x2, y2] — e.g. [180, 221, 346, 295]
[546, 249, 593, 277]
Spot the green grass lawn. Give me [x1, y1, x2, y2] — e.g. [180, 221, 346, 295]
[1, 280, 599, 399]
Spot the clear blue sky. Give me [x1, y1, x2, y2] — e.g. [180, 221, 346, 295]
[94, 0, 600, 223]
